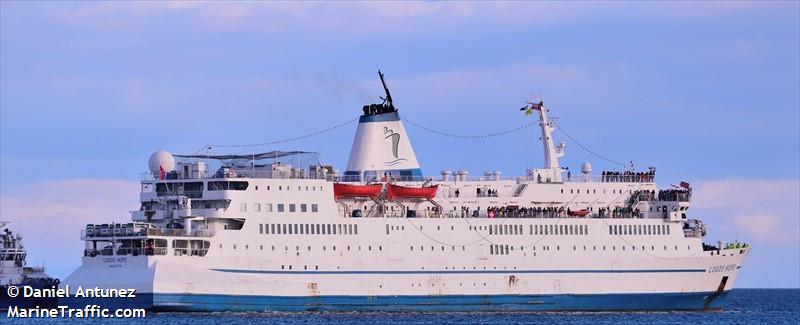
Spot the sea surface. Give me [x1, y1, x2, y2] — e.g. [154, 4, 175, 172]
[4, 289, 798, 324]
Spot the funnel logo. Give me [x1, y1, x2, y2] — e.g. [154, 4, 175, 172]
[384, 126, 407, 166]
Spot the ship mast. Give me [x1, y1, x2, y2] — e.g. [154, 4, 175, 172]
[524, 101, 566, 182]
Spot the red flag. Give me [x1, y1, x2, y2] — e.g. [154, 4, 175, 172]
[159, 166, 166, 180]
[679, 181, 691, 190]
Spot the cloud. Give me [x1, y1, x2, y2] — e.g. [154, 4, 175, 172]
[0, 179, 140, 279]
[34, 1, 790, 39]
[692, 180, 799, 209]
[734, 213, 782, 242]
[691, 179, 799, 245]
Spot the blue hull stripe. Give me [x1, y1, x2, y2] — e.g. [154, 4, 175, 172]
[144, 291, 728, 312]
[210, 268, 706, 275]
[63, 291, 729, 312]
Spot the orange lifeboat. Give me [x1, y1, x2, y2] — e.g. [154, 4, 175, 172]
[333, 183, 383, 199]
[387, 184, 438, 200]
[568, 209, 591, 217]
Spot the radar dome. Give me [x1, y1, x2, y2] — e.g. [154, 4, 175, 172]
[149, 150, 175, 177]
[581, 162, 592, 175]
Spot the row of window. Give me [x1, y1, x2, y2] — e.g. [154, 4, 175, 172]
[561, 188, 633, 194]
[465, 224, 590, 236]
[254, 185, 324, 192]
[207, 181, 325, 192]
[492, 243, 692, 255]
[490, 244, 511, 255]
[220, 242, 693, 254]
[259, 223, 358, 235]
[532, 224, 588, 236]
[240, 203, 319, 213]
[609, 224, 670, 236]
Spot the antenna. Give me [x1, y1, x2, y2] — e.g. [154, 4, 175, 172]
[378, 70, 395, 110]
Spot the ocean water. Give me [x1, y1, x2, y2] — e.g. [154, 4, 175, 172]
[5, 289, 798, 324]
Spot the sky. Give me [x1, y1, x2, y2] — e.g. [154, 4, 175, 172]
[1, 1, 798, 287]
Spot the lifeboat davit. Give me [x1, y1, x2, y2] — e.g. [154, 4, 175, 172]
[568, 209, 591, 217]
[387, 184, 438, 200]
[333, 183, 383, 199]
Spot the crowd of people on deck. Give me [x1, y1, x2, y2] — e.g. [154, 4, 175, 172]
[631, 189, 692, 202]
[449, 205, 643, 219]
[601, 170, 655, 182]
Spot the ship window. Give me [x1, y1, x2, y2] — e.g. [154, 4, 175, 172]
[208, 181, 249, 191]
[338, 224, 343, 234]
[259, 224, 263, 234]
[281, 224, 287, 234]
[301, 204, 308, 212]
[666, 226, 670, 235]
[277, 204, 285, 212]
[354, 225, 358, 234]
[266, 203, 273, 212]
[270, 224, 275, 234]
[322, 225, 327, 235]
[254, 203, 261, 212]
[289, 204, 296, 212]
[312, 204, 319, 213]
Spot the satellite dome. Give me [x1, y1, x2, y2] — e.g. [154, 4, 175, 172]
[149, 150, 175, 177]
[581, 162, 592, 175]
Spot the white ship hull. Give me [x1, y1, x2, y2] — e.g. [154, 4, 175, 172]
[65, 216, 748, 311]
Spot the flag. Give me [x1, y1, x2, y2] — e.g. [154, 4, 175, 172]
[679, 181, 691, 190]
[520, 101, 544, 115]
[159, 165, 166, 180]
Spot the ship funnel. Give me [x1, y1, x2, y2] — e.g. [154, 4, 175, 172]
[345, 71, 422, 182]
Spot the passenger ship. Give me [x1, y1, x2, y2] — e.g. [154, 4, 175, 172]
[64, 72, 749, 311]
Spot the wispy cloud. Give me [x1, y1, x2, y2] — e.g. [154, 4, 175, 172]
[0, 179, 139, 279]
[692, 180, 800, 245]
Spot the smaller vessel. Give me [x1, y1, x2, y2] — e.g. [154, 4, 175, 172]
[386, 184, 438, 200]
[0, 220, 60, 309]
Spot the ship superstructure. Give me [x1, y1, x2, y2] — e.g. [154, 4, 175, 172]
[1, 221, 60, 309]
[64, 72, 749, 311]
